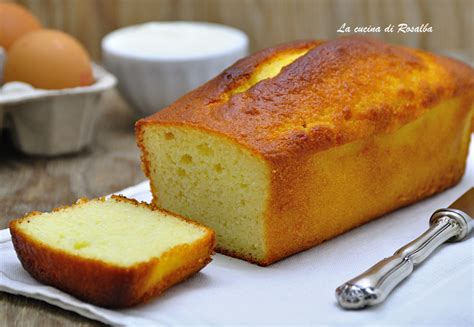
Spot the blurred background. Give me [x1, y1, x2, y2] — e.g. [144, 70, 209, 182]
[12, 0, 474, 60]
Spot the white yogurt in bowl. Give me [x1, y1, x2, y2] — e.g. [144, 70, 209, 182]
[102, 22, 248, 116]
[103, 22, 247, 60]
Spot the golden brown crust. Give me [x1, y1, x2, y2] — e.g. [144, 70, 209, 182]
[262, 96, 472, 265]
[138, 36, 474, 160]
[266, 163, 466, 265]
[9, 196, 215, 308]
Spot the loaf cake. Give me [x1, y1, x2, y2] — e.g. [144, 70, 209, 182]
[9, 195, 214, 307]
[136, 36, 474, 266]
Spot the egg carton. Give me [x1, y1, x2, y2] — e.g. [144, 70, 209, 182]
[0, 55, 116, 156]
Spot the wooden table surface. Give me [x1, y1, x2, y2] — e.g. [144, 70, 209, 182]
[0, 91, 145, 326]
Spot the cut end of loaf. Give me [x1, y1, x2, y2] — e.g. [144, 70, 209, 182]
[9, 195, 215, 307]
[138, 124, 270, 264]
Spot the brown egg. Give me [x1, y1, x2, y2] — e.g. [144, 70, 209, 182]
[4, 29, 94, 89]
[0, 2, 42, 49]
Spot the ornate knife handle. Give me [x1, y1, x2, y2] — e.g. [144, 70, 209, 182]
[335, 208, 473, 309]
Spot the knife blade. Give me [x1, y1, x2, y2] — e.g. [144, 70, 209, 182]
[449, 187, 474, 217]
[335, 188, 474, 309]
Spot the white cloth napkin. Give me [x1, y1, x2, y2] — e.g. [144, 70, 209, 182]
[1, 142, 473, 326]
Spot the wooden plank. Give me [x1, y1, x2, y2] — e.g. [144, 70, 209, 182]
[13, 0, 473, 60]
[0, 293, 103, 326]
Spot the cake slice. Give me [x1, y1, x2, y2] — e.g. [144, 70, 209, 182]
[9, 195, 215, 308]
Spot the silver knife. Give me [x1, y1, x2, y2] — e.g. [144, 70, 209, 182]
[335, 188, 474, 309]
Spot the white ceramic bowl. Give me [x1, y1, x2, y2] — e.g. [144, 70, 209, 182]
[102, 21, 248, 117]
